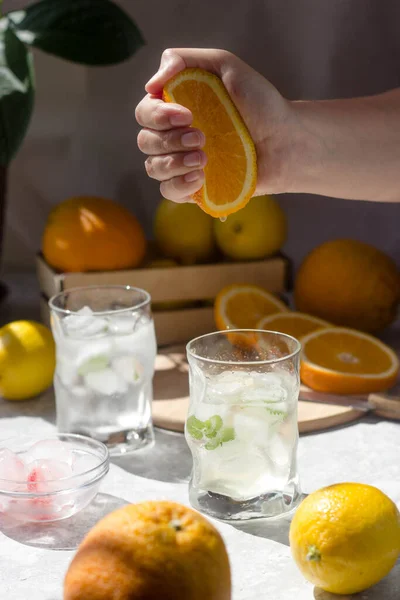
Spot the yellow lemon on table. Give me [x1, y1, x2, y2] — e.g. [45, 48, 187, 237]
[213, 195, 287, 261]
[289, 483, 400, 595]
[0, 321, 55, 400]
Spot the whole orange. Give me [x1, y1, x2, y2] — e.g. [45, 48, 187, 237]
[42, 196, 147, 272]
[294, 239, 400, 332]
[64, 501, 231, 600]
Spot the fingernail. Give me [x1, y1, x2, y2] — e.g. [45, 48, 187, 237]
[182, 131, 202, 148]
[184, 152, 201, 167]
[170, 113, 191, 126]
[185, 170, 203, 183]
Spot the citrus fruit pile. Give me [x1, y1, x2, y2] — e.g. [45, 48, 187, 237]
[42, 193, 286, 273]
[154, 194, 287, 266]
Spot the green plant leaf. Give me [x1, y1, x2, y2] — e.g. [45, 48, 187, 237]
[8, 0, 144, 66]
[0, 24, 34, 165]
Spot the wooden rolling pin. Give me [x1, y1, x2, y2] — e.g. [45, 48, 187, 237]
[299, 386, 400, 421]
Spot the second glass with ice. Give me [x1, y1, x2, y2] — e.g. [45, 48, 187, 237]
[186, 329, 302, 520]
[49, 286, 157, 455]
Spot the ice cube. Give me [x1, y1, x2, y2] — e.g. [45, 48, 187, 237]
[264, 402, 288, 418]
[0, 449, 27, 490]
[56, 361, 77, 387]
[194, 402, 228, 423]
[26, 459, 73, 492]
[72, 453, 99, 474]
[111, 356, 143, 385]
[113, 320, 156, 363]
[207, 372, 252, 404]
[63, 306, 93, 332]
[267, 434, 292, 467]
[108, 313, 140, 335]
[244, 386, 287, 404]
[63, 306, 108, 338]
[250, 371, 283, 387]
[75, 338, 113, 375]
[199, 440, 273, 500]
[233, 407, 273, 445]
[25, 440, 74, 466]
[84, 368, 128, 395]
[70, 385, 90, 398]
[245, 375, 288, 404]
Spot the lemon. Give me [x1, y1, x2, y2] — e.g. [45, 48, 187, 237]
[289, 483, 400, 595]
[0, 321, 56, 400]
[213, 195, 287, 261]
[154, 198, 216, 265]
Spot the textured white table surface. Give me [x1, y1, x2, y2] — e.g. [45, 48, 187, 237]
[1, 272, 399, 600]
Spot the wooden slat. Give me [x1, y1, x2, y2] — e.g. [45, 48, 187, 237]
[36, 255, 64, 298]
[62, 257, 288, 302]
[36, 253, 291, 346]
[36, 253, 289, 303]
[154, 307, 215, 346]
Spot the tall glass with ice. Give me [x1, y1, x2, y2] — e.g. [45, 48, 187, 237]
[186, 329, 302, 521]
[49, 286, 157, 455]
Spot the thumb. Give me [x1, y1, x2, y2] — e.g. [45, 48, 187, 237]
[145, 48, 230, 94]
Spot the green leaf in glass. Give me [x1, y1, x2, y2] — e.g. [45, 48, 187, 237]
[0, 24, 34, 165]
[8, 0, 144, 66]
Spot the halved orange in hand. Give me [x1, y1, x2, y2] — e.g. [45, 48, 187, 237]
[300, 327, 399, 394]
[163, 69, 257, 218]
[214, 284, 288, 331]
[257, 312, 331, 341]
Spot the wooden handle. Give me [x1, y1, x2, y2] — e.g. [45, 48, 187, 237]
[367, 392, 400, 421]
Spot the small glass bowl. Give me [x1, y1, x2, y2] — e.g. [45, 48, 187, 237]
[0, 433, 109, 523]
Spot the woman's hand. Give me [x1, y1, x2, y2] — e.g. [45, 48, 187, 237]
[135, 48, 293, 203]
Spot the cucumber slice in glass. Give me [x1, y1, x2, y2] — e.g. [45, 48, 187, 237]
[78, 355, 109, 376]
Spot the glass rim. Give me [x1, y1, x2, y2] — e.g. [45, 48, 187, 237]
[0, 433, 109, 494]
[48, 285, 151, 316]
[186, 329, 301, 366]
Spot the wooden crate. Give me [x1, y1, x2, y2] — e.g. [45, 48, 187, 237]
[37, 253, 291, 346]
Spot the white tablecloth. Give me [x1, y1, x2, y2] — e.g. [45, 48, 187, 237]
[1, 272, 399, 600]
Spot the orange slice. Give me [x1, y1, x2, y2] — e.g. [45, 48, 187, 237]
[163, 68, 257, 218]
[257, 312, 331, 341]
[214, 284, 288, 330]
[300, 327, 399, 394]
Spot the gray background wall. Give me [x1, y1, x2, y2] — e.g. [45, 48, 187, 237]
[3, 0, 400, 272]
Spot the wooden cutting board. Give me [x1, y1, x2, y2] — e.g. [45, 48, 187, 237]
[152, 345, 364, 434]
